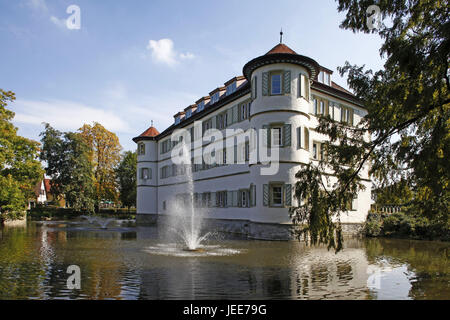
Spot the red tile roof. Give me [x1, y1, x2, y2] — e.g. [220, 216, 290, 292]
[44, 179, 51, 193]
[266, 43, 297, 55]
[138, 126, 160, 138]
[331, 81, 353, 95]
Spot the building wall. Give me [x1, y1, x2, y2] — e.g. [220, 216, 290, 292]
[135, 61, 372, 230]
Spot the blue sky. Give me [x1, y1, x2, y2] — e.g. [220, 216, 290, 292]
[0, 0, 385, 152]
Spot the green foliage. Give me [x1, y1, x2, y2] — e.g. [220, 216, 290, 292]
[28, 206, 135, 220]
[40, 124, 95, 213]
[116, 151, 137, 209]
[364, 212, 450, 241]
[79, 122, 122, 209]
[291, 1, 449, 251]
[0, 89, 44, 222]
[374, 179, 413, 206]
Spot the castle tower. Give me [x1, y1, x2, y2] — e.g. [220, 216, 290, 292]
[133, 125, 160, 223]
[243, 42, 320, 223]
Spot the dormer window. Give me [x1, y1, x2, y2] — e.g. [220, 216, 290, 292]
[186, 109, 192, 118]
[211, 92, 220, 104]
[319, 71, 325, 83]
[175, 117, 181, 124]
[197, 101, 204, 111]
[226, 82, 236, 95]
[318, 70, 332, 86]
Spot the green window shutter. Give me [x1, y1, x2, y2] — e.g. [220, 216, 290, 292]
[233, 190, 239, 207]
[234, 144, 237, 163]
[211, 192, 216, 207]
[284, 184, 292, 206]
[251, 78, 255, 99]
[261, 125, 271, 148]
[283, 71, 291, 94]
[227, 108, 233, 126]
[263, 184, 269, 206]
[215, 115, 220, 128]
[261, 125, 268, 147]
[298, 73, 302, 97]
[297, 126, 302, 149]
[262, 72, 269, 96]
[251, 185, 256, 207]
[232, 105, 238, 123]
[238, 191, 242, 207]
[227, 191, 233, 207]
[304, 127, 310, 151]
[283, 123, 291, 147]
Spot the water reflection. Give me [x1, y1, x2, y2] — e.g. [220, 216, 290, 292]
[0, 222, 448, 300]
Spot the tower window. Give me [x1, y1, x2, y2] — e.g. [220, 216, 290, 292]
[271, 127, 283, 147]
[270, 184, 283, 206]
[138, 143, 145, 155]
[270, 73, 282, 95]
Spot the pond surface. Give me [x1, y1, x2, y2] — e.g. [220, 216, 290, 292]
[0, 220, 448, 300]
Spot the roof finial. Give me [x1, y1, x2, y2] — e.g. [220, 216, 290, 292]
[151, 120, 154, 127]
[280, 28, 283, 44]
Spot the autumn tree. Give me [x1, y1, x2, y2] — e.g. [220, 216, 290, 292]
[290, 0, 449, 251]
[79, 123, 122, 211]
[116, 151, 137, 210]
[40, 123, 95, 213]
[0, 89, 44, 222]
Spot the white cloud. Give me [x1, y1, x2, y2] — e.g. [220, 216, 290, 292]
[12, 99, 131, 133]
[146, 38, 195, 66]
[25, 0, 48, 13]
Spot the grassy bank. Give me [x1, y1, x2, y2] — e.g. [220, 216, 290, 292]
[364, 211, 449, 241]
[28, 206, 136, 221]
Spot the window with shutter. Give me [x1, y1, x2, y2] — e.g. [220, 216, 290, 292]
[283, 124, 291, 147]
[262, 72, 269, 96]
[232, 105, 238, 123]
[263, 184, 269, 206]
[262, 125, 269, 147]
[227, 191, 233, 207]
[232, 190, 238, 207]
[250, 184, 256, 207]
[271, 127, 282, 147]
[283, 70, 291, 94]
[304, 128, 310, 151]
[352, 196, 358, 211]
[284, 184, 292, 206]
[297, 126, 302, 149]
[227, 108, 233, 126]
[270, 72, 282, 95]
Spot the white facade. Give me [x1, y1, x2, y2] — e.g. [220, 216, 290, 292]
[134, 44, 372, 227]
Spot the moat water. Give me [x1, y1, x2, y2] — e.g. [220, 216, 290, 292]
[0, 220, 448, 300]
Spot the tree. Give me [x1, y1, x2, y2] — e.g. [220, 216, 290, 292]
[0, 89, 44, 223]
[290, 0, 449, 251]
[40, 123, 95, 213]
[116, 151, 137, 210]
[79, 123, 122, 211]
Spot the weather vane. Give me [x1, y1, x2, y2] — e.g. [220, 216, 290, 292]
[151, 120, 154, 127]
[280, 28, 283, 43]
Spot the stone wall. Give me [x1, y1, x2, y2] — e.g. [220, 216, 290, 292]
[136, 214, 364, 240]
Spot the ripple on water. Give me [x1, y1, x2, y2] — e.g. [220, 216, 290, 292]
[144, 243, 244, 257]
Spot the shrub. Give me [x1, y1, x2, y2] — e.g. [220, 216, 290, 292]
[364, 211, 449, 241]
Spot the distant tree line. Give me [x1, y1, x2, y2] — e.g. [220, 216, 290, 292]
[0, 87, 137, 222]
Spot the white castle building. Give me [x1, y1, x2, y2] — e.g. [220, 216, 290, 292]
[133, 42, 372, 239]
